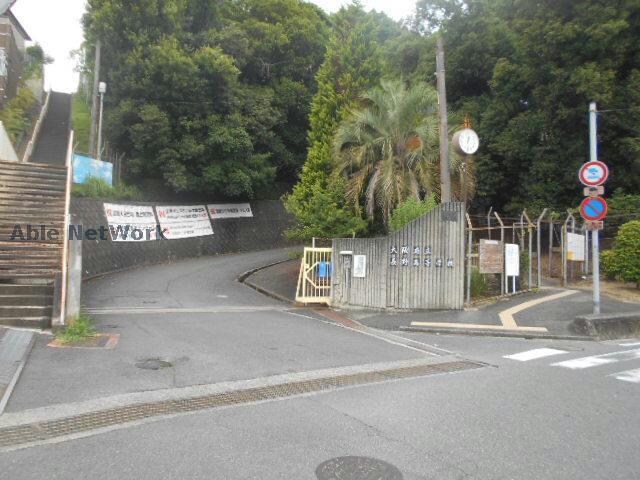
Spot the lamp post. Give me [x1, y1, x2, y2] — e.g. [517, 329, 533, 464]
[97, 81, 106, 161]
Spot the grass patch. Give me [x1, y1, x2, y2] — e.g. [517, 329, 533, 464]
[72, 93, 91, 155]
[56, 313, 97, 344]
[287, 250, 303, 260]
[73, 177, 143, 200]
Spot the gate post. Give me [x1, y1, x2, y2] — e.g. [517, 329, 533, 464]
[494, 212, 505, 295]
[536, 209, 548, 288]
[465, 214, 473, 305]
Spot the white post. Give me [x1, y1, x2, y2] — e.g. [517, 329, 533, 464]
[589, 102, 601, 314]
[97, 91, 104, 161]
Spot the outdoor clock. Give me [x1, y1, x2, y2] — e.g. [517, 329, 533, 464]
[452, 128, 480, 156]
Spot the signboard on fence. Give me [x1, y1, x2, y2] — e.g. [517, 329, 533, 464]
[505, 243, 520, 277]
[353, 255, 366, 278]
[156, 205, 213, 240]
[479, 239, 503, 274]
[207, 203, 253, 219]
[74, 154, 113, 185]
[103, 203, 158, 242]
[567, 232, 585, 261]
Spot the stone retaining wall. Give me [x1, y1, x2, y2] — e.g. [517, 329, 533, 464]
[70, 198, 294, 278]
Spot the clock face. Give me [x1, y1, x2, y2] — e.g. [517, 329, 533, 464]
[458, 128, 479, 155]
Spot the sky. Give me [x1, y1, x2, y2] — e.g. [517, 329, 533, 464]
[10, 0, 417, 93]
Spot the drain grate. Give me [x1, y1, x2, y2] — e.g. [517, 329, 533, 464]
[0, 360, 483, 449]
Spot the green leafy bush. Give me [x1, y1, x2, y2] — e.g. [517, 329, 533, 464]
[602, 220, 640, 287]
[72, 177, 142, 200]
[607, 190, 640, 216]
[0, 87, 37, 145]
[283, 176, 368, 240]
[389, 195, 438, 232]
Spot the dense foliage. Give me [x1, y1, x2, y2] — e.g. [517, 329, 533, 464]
[82, 0, 640, 227]
[389, 195, 438, 232]
[602, 220, 640, 287]
[0, 44, 49, 146]
[283, 6, 416, 238]
[82, 0, 329, 199]
[414, 0, 640, 213]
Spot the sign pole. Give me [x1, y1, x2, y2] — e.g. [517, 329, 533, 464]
[589, 102, 601, 314]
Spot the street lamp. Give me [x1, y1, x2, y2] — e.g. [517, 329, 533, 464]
[97, 81, 107, 160]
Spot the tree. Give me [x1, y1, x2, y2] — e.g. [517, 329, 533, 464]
[412, 0, 640, 213]
[284, 4, 405, 238]
[82, 0, 329, 199]
[333, 80, 440, 225]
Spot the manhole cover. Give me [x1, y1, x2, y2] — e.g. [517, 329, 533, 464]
[316, 456, 403, 480]
[135, 358, 172, 370]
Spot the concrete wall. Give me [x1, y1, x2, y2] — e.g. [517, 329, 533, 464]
[70, 198, 294, 278]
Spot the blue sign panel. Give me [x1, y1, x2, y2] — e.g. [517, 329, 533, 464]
[73, 154, 113, 185]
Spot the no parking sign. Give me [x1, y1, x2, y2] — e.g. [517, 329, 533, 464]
[580, 197, 608, 222]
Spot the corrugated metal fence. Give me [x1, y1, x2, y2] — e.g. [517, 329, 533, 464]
[331, 203, 465, 310]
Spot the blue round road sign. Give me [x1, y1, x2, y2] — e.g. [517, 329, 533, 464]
[580, 196, 607, 221]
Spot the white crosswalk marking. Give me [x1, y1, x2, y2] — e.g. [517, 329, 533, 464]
[611, 368, 640, 384]
[551, 348, 640, 370]
[504, 348, 568, 362]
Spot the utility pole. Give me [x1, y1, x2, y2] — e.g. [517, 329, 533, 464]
[88, 39, 101, 157]
[589, 101, 601, 314]
[436, 35, 452, 203]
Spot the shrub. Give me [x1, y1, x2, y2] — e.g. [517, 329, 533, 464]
[0, 87, 37, 145]
[389, 195, 438, 232]
[72, 177, 142, 200]
[608, 190, 640, 216]
[470, 267, 488, 299]
[283, 176, 368, 240]
[601, 220, 640, 287]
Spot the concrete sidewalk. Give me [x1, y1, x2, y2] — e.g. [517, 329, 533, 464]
[245, 260, 640, 338]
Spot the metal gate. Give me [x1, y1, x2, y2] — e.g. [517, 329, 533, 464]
[295, 247, 332, 305]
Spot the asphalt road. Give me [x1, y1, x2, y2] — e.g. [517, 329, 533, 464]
[2, 249, 639, 479]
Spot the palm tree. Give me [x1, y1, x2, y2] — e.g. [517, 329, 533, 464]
[333, 80, 440, 225]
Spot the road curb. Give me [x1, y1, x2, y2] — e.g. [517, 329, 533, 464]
[572, 311, 640, 340]
[0, 330, 36, 415]
[237, 259, 297, 305]
[399, 325, 594, 341]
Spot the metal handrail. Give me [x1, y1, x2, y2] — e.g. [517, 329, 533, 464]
[56, 129, 74, 327]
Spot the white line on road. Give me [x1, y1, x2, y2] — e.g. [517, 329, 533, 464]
[503, 348, 568, 362]
[86, 306, 285, 315]
[551, 348, 640, 370]
[618, 341, 640, 347]
[610, 368, 640, 384]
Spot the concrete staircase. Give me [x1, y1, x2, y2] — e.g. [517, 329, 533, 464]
[30, 92, 72, 166]
[0, 159, 68, 328]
